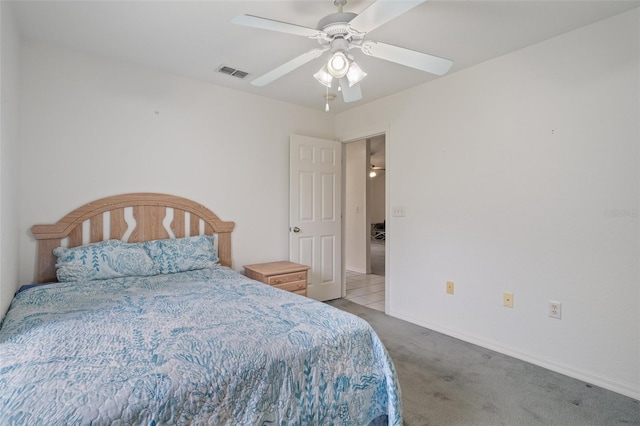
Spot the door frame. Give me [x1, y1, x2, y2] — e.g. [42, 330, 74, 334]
[340, 126, 391, 313]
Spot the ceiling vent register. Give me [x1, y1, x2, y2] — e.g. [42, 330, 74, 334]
[217, 65, 249, 79]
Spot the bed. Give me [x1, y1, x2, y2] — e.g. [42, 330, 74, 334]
[0, 193, 401, 425]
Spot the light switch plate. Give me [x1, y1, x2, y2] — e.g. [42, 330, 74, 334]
[392, 206, 406, 217]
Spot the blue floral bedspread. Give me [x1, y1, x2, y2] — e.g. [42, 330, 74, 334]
[0, 267, 401, 425]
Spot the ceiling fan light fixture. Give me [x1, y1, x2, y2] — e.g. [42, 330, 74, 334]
[234, 0, 455, 109]
[327, 51, 349, 78]
[346, 61, 367, 86]
[314, 65, 334, 87]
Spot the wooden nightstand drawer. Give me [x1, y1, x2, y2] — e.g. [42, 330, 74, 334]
[271, 279, 307, 292]
[267, 271, 306, 285]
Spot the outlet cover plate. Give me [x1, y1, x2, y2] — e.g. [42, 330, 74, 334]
[503, 292, 514, 308]
[446, 281, 454, 295]
[549, 301, 562, 319]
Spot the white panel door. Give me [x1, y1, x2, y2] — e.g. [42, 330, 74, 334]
[290, 135, 342, 301]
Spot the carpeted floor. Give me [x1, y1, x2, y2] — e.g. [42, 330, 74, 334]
[326, 298, 640, 426]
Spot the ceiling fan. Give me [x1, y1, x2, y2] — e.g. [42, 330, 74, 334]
[232, 0, 453, 105]
[370, 165, 385, 177]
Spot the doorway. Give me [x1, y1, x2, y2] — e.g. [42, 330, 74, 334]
[368, 136, 386, 277]
[344, 135, 386, 311]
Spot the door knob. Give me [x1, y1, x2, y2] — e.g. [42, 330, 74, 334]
[292, 227, 301, 233]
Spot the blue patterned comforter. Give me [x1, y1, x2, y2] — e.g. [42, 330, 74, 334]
[0, 267, 401, 425]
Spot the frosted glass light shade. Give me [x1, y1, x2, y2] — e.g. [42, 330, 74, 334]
[346, 62, 367, 86]
[314, 65, 333, 87]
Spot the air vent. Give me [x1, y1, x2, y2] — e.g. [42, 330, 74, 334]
[217, 65, 249, 79]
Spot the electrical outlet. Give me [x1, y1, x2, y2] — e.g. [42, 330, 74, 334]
[549, 301, 562, 319]
[446, 281, 454, 295]
[503, 292, 514, 308]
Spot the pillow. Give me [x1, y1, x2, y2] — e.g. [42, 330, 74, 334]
[54, 239, 157, 282]
[143, 234, 218, 274]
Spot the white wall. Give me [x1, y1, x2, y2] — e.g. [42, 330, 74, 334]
[369, 136, 386, 225]
[0, 3, 21, 317]
[369, 172, 385, 225]
[336, 10, 640, 400]
[17, 42, 334, 287]
[344, 139, 369, 273]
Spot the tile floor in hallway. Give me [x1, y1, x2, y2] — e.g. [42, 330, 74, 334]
[345, 241, 386, 311]
[345, 271, 385, 312]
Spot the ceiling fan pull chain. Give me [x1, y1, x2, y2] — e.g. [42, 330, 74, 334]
[325, 84, 330, 112]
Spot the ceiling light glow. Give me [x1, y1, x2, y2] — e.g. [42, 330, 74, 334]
[327, 52, 349, 78]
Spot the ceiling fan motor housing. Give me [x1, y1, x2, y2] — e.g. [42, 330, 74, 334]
[330, 37, 350, 54]
[317, 12, 357, 36]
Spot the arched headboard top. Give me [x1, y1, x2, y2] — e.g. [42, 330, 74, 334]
[31, 193, 236, 283]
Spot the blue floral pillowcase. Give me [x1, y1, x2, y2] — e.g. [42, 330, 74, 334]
[54, 239, 157, 283]
[143, 235, 219, 274]
[54, 235, 219, 282]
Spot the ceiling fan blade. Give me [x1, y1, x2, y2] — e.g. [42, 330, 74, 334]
[361, 40, 453, 75]
[339, 78, 362, 103]
[349, 0, 425, 34]
[232, 14, 324, 38]
[251, 48, 328, 87]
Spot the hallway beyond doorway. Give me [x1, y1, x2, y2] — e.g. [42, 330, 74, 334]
[345, 272, 385, 311]
[345, 240, 385, 312]
[370, 239, 384, 276]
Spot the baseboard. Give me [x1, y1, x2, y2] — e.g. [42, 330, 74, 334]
[389, 310, 640, 401]
[345, 266, 368, 274]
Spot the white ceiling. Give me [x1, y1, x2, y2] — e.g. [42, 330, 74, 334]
[9, 0, 640, 114]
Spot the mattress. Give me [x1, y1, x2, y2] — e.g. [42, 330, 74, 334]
[0, 266, 401, 425]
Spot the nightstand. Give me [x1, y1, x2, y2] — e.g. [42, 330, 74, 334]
[244, 261, 310, 296]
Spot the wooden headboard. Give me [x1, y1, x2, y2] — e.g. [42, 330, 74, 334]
[30, 193, 236, 283]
